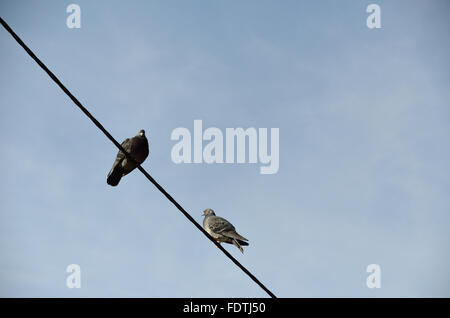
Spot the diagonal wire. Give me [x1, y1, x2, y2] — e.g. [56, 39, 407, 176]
[0, 17, 276, 298]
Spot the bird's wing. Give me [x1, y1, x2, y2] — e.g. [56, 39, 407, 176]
[121, 137, 132, 152]
[111, 138, 130, 161]
[221, 230, 248, 242]
[108, 138, 129, 167]
[208, 216, 235, 234]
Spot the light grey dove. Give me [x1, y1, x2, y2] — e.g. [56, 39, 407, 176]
[107, 129, 149, 186]
[202, 208, 249, 253]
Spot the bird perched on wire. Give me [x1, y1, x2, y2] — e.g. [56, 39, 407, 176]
[107, 129, 149, 186]
[202, 208, 249, 253]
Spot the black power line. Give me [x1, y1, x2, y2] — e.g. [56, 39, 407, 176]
[0, 17, 276, 298]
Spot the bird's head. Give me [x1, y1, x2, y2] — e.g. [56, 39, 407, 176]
[138, 129, 146, 137]
[202, 209, 215, 217]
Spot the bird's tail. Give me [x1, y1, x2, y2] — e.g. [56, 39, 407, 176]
[232, 239, 245, 254]
[237, 239, 249, 246]
[222, 231, 249, 253]
[227, 231, 248, 243]
[107, 165, 123, 186]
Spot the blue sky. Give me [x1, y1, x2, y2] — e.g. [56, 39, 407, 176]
[0, 0, 449, 297]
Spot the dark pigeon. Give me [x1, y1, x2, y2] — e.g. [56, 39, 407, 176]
[107, 129, 149, 186]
